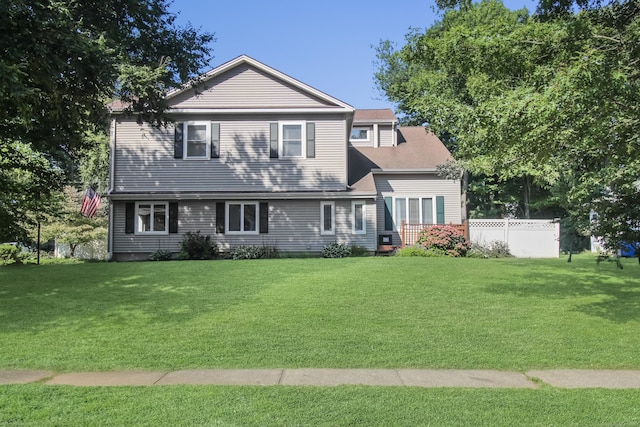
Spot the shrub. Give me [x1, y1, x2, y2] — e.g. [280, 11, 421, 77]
[395, 246, 446, 257]
[0, 243, 21, 265]
[467, 241, 514, 258]
[229, 245, 280, 260]
[417, 225, 471, 257]
[179, 231, 217, 260]
[349, 245, 370, 257]
[149, 249, 173, 261]
[322, 242, 351, 258]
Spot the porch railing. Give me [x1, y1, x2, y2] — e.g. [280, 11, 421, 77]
[400, 220, 469, 248]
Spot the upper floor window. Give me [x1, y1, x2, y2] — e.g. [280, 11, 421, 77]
[350, 127, 370, 142]
[279, 122, 305, 158]
[136, 202, 168, 235]
[184, 121, 211, 159]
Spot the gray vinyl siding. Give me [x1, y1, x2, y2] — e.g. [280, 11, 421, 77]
[168, 64, 335, 109]
[374, 174, 462, 245]
[113, 115, 348, 192]
[111, 199, 376, 259]
[378, 125, 394, 147]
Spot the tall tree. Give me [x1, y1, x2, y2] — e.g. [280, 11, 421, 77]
[375, 0, 640, 256]
[0, 0, 214, 241]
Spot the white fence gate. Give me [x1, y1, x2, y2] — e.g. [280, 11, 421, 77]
[469, 219, 560, 258]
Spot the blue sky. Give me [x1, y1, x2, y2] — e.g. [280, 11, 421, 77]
[169, 0, 538, 109]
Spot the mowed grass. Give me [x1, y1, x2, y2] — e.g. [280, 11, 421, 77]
[1, 384, 639, 426]
[1, 255, 638, 371]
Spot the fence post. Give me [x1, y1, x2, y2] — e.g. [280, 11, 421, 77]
[401, 220, 406, 248]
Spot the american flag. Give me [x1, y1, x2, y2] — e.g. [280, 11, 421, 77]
[80, 187, 101, 218]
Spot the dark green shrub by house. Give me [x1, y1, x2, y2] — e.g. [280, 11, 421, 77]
[179, 231, 217, 260]
[322, 243, 351, 258]
[417, 225, 470, 257]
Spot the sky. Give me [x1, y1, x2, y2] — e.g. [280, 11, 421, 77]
[169, 0, 538, 109]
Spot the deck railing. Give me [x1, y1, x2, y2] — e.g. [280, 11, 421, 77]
[400, 220, 469, 248]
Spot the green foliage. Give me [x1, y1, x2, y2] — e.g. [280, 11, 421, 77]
[349, 245, 371, 257]
[375, 0, 640, 252]
[229, 245, 280, 260]
[40, 187, 107, 258]
[179, 231, 217, 260]
[395, 246, 446, 257]
[467, 241, 514, 258]
[321, 243, 352, 258]
[0, 0, 214, 243]
[77, 132, 110, 193]
[417, 225, 471, 257]
[0, 243, 22, 265]
[149, 249, 173, 261]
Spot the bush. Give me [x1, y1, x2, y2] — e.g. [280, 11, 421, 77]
[349, 245, 370, 257]
[417, 225, 471, 257]
[149, 249, 173, 261]
[395, 246, 447, 257]
[0, 243, 21, 265]
[467, 241, 513, 258]
[179, 231, 217, 260]
[322, 243, 351, 258]
[229, 245, 280, 260]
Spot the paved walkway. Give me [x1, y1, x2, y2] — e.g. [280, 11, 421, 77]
[2, 369, 640, 388]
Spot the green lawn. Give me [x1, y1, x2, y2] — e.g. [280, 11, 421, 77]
[1, 255, 638, 371]
[1, 385, 639, 426]
[1, 255, 639, 426]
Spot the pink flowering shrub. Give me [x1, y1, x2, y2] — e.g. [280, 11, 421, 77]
[417, 225, 471, 257]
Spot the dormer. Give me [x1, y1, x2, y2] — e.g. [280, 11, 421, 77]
[350, 109, 398, 148]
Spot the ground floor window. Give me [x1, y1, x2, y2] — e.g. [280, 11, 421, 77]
[226, 202, 259, 234]
[352, 201, 366, 234]
[136, 202, 168, 234]
[391, 196, 436, 230]
[321, 201, 335, 235]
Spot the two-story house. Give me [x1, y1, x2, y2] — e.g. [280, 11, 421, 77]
[107, 55, 461, 260]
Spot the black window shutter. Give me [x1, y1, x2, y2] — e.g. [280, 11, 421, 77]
[269, 123, 278, 158]
[169, 202, 178, 233]
[259, 202, 269, 234]
[306, 122, 315, 158]
[384, 197, 393, 231]
[211, 122, 220, 158]
[216, 202, 225, 234]
[174, 122, 184, 159]
[125, 202, 135, 234]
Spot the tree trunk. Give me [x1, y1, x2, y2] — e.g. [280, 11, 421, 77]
[523, 175, 531, 219]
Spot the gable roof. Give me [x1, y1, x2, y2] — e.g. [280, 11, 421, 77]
[349, 127, 453, 189]
[353, 109, 398, 124]
[166, 55, 355, 111]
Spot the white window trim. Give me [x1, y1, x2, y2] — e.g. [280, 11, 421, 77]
[350, 126, 370, 142]
[383, 194, 438, 231]
[135, 201, 169, 235]
[183, 121, 211, 160]
[279, 121, 306, 159]
[352, 201, 366, 235]
[389, 195, 437, 231]
[320, 201, 335, 235]
[225, 201, 260, 235]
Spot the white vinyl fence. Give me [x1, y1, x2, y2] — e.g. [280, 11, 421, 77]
[469, 219, 560, 258]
